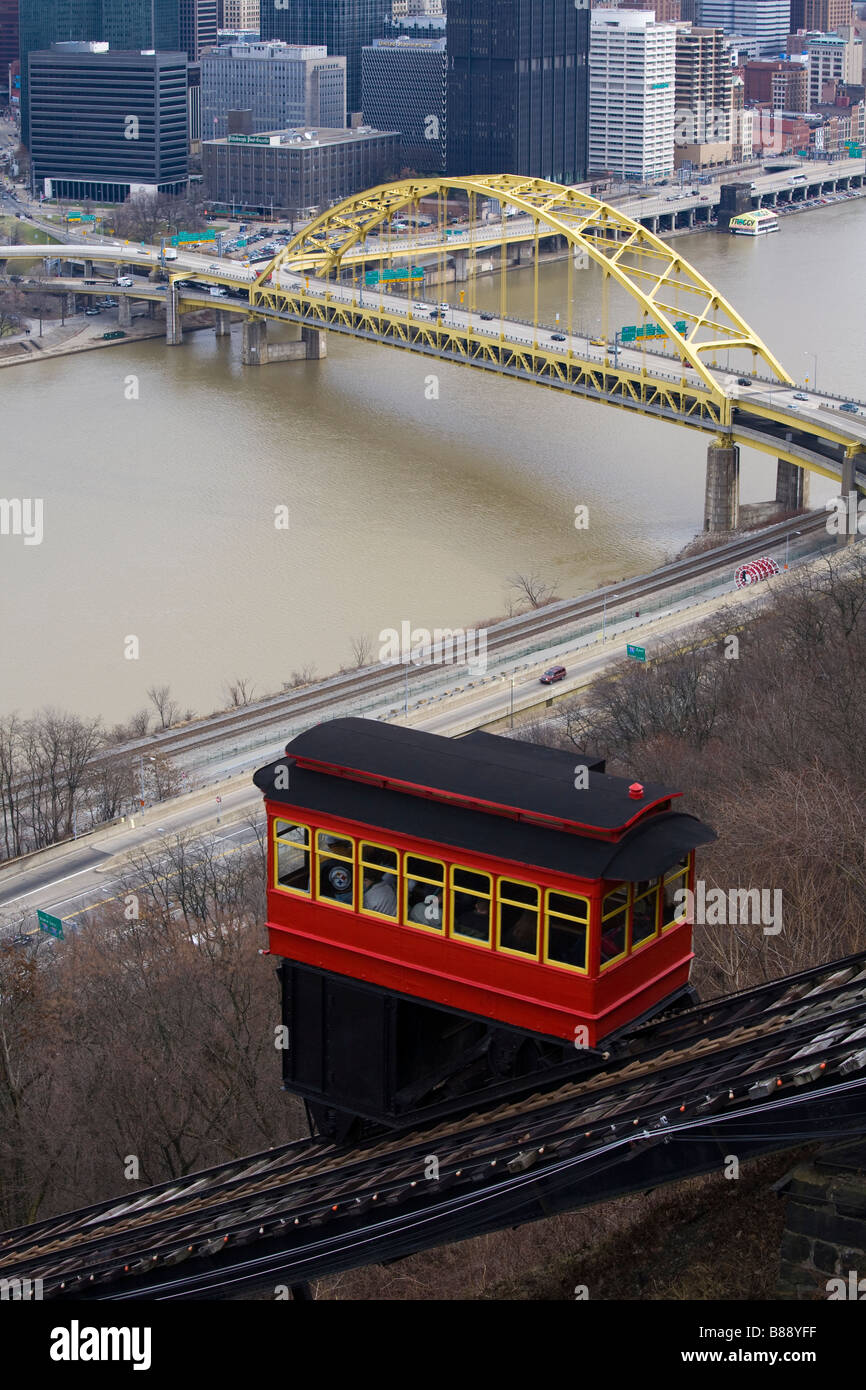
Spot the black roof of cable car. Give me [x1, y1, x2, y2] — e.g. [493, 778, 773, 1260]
[270, 718, 675, 833]
[253, 720, 715, 881]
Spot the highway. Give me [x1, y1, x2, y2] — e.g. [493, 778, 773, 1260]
[0, 521, 848, 937]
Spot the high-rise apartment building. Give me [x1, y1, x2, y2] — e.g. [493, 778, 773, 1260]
[0, 0, 18, 82]
[28, 41, 188, 200]
[697, 1, 792, 56]
[675, 25, 733, 167]
[447, 0, 590, 184]
[202, 41, 346, 138]
[362, 36, 446, 172]
[743, 58, 808, 108]
[791, 1, 853, 32]
[589, 8, 676, 181]
[260, 1, 389, 115]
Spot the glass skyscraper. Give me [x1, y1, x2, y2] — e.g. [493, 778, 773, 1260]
[447, 0, 591, 184]
[260, 0, 390, 116]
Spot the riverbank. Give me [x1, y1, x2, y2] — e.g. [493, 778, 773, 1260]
[0, 309, 214, 368]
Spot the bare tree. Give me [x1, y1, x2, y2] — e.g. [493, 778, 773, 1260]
[225, 677, 255, 708]
[507, 571, 559, 610]
[146, 684, 180, 730]
[349, 634, 373, 668]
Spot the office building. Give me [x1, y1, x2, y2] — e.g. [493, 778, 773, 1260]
[202, 123, 399, 217]
[362, 36, 446, 172]
[202, 41, 345, 139]
[28, 42, 188, 200]
[807, 29, 863, 103]
[447, 0, 590, 185]
[791, 1, 853, 31]
[179, 0, 218, 60]
[697, 2, 792, 57]
[743, 58, 809, 107]
[0, 0, 19, 83]
[18, 0, 217, 143]
[589, 8, 676, 181]
[675, 25, 733, 166]
[260, 1, 389, 116]
[219, 0, 259, 27]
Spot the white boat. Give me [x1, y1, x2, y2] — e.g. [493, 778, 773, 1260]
[729, 210, 780, 236]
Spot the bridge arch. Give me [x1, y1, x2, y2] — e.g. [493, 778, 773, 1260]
[259, 175, 793, 399]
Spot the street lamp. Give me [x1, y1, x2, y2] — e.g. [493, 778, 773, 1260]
[804, 351, 818, 391]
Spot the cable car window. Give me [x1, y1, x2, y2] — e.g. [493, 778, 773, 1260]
[404, 854, 444, 932]
[498, 879, 540, 957]
[661, 854, 691, 930]
[316, 830, 355, 909]
[545, 890, 589, 972]
[631, 878, 660, 948]
[274, 820, 310, 894]
[451, 866, 492, 946]
[359, 842, 399, 919]
[601, 885, 628, 968]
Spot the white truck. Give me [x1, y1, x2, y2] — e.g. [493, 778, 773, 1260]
[163, 246, 178, 261]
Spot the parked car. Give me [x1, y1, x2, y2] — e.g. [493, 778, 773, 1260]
[84, 306, 101, 315]
[540, 665, 567, 685]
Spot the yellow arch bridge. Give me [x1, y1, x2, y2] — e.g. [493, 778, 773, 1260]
[6, 175, 866, 530]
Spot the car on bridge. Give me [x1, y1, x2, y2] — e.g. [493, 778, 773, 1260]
[840, 402, 860, 413]
[793, 392, 808, 401]
[737, 377, 752, 386]
[551, 333, 567, 342]
[480, 311, 495, 321]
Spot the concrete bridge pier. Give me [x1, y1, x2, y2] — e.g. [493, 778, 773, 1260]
[242, 318, 268, 365]
[242, 318, 327, 365]
[301, 324, 326, 360]
[776, 459, 810, 511]
[704, 438, 740, 532]
[117, 295, 132, 327]
[84, 260, 93, 278]
[214, 310, 232, 337]
[838, 450, 858, 547]
[64, 292, 77, 316]
[453, 252, 470, 283]
[165, 282, 183, 346]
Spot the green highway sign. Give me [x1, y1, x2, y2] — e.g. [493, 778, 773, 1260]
[365, 267, 425, 284]
[171, 230, 216, 245]
[37, 909, 64, 940]
[621, 319, 687, 343]
[626, 644, 647, 663]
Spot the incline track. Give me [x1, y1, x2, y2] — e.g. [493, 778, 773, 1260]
[2, 950, 865, 1299]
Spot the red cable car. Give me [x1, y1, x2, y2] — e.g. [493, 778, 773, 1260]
[255, 718, 715, 1138]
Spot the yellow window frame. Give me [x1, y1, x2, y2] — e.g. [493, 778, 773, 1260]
[600, 884, 629, 971]
[314, 828, 356, 911]
[273, 818, 311, 896]
[497, 876, 541, 960]
[449, 864, 493, 948]
[542, 887, 591, 975]
[359, 839, 400, 922]
[661, 853, 692, 931]
[402, 852, 446, 934]
[630, 879, 661, 952]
